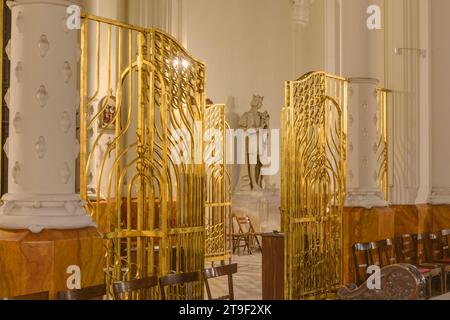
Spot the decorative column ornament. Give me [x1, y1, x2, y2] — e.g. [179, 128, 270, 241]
[345, 78, 388, 209]
[0, 0, 94, 232]
[293, 0, 314, 26]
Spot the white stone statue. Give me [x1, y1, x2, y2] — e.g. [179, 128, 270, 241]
[237, 95, 270, 191]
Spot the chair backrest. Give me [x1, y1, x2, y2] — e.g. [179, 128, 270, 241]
[159, 272, 200, 300]
[425, 233, 444, 261]
[441, 229, 450, 258]
[203, 264, 238, 300]
[352, 242, 372, 285]
[233, 215, 255, 234]
[370, 239, 397, 267]
[2, 291, 49, 300]
[112, 276, 158, 300]
[397, 234, 419, 265]
[411, 233, 429, 264]
[57, 284, 106, 300]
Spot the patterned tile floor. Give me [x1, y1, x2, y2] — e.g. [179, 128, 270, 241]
[206, 253, 262, 300]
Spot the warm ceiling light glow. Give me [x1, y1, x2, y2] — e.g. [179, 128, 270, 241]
[173, 58, 189, 69]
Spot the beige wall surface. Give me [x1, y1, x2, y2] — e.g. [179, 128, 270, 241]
[431, 0, 450, 189]
[184, 0, 299, 187]
[184, 0, 294, 132]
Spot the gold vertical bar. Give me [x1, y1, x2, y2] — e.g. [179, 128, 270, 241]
[126, 29, 132, 282]
[113, 25, 123, 285]
[222, 106, 226, 259]
[0, 0, 4, 196]
[341, 79, 348, 287]
[101, 23, 112, 231]
[80, 18, 88, 204]
[384, 90, 389, 201]
[115, 27, 122, 206]
[136, 32, 146, 279]
[148, 32, 155, 231]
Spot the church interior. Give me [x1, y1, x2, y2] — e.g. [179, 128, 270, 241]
[0, 0, 450, 302]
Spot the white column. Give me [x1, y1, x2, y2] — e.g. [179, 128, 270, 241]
[341, 0, 387, 208]
[0, 0, 94, 233]
[346, 78, 387, 208]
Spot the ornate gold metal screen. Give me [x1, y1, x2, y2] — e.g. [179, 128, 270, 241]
[204, 104, 232, 263]
[281, 71, 348, 300]
[80, 14, 205, 299]
[376, 88, 390, 201]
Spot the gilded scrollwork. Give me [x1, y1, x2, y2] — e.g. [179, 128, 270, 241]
[282, 71, 348, 300]
[80, 15, 206, 300]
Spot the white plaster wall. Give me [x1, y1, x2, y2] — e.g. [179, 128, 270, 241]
[81, 0, 127, 21]
[294, 0, 325, 76]
[340, 0, 385, 81]
[183, 0, 295, 187]
[431, 0, 450, 195]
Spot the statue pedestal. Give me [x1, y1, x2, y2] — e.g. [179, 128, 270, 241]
[0, 227, 105, 299]
[233, 190, 281, 233]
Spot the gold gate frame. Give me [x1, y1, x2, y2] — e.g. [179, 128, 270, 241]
[204, 104, 232, 263]
[79, 13, 206, 299]
[282, 71, 348, 300]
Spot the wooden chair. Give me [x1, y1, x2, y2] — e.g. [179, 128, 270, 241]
[57, 284, 106, 300]
[407, 233, 445, 296]
[232, 214, 261, 255]
[369, 239, 397, 268]
[424, 233, 450, 293]
[159, 272, 200, 300]
[352, 242, 373, 285]
[396, 234, 420, 265]
[112, 276, 158, 300]
[203, 263, 238, 300]
[440, 230, 450, 258]
[2, 291, 49, 300]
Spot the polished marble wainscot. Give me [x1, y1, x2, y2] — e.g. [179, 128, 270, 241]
[343, 205, 450, 284]
[343, 206, 395, 284]
[0, 227, 105, 299]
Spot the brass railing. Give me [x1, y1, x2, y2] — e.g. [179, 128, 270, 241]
[0, 0, 4, 196]
[204, 104, 232, 263]
[80, 13, 205, 300]
[282, 71, 347, 300]
[376, 88, 390, 201]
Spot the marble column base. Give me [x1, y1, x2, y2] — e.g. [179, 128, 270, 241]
[0, 227, 105, 299]
[430, 188, 450, 205]
[345, 189, 388, 209]
[0, 194, 96, 233]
